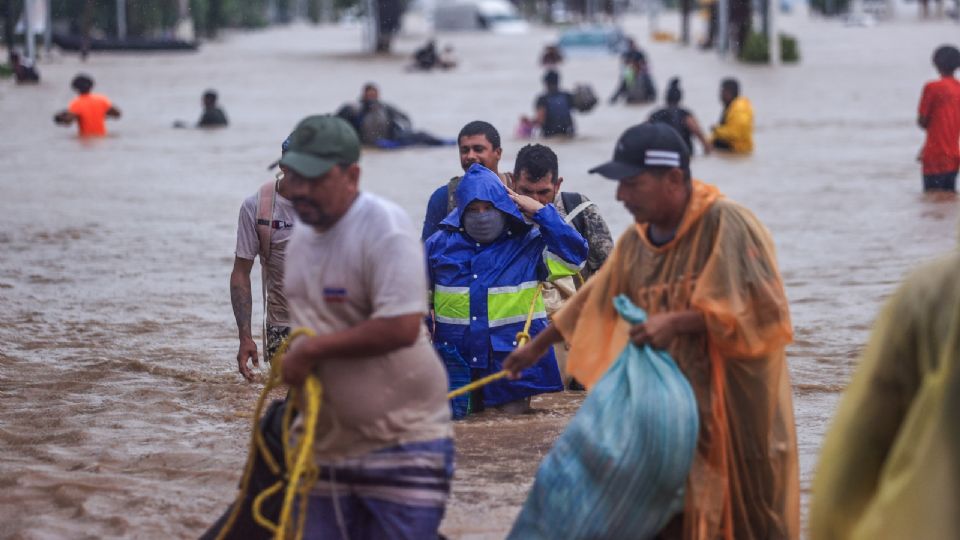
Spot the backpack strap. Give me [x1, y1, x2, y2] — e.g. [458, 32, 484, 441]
[255, 179, 278, 361]
[445, 176, 462, 214]
[561, 191, 594, 228]
[255, 179, 278, 261]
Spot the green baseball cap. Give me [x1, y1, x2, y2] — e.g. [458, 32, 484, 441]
[279, 115, 360, 178]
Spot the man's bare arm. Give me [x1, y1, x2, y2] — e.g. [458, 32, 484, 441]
[230, 257, 259, 381]
[504, 323, 564, 377]
[282, 313, 423, 386]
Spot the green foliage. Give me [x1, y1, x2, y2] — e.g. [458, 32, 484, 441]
[740, 31, 770, 63]
[810, 0, 849, 15]
[780, 33, 799, 62]
[47, 0, 278, 38]
[739, 31, 800, 64]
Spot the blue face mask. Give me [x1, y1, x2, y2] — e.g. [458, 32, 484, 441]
[463, 208, 506, 244]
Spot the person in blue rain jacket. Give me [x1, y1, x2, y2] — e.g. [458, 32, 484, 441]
[425, 163, 588, 415]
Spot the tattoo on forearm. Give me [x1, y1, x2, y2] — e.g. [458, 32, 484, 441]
[231, 283, 253, 339]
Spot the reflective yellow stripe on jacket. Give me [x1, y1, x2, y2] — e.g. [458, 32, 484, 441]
[434, 285, 470, 325]
[488, 281, 547, 328]
[543, 250, 585, 282]
[434, 282, 548, 328]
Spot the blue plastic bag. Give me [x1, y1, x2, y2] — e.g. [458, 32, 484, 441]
[507, 295, 699, 539]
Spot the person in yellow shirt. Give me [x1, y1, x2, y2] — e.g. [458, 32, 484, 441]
[53, 74, 121, 137]
[809, 251, 960, 540]
[711, 78, 753, 153]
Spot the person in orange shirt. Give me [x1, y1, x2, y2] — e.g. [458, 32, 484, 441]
[54, 74, 121, 137]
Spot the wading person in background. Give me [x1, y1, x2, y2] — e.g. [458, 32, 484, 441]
[609, 50, 657, 105]
[230, 137, 296, 381]
[649, 78, 712, 155]
[511, 143, 614, 389]
[53, 73, 121, 137]
[426, 163, 587, 416]
[916, 45, 960, 192]
[421, 120, 513, 241]
[710, 77, 753, 154]
[505, 122, 799, 539]
[809, 247, 960, 540]
[335, 82, 449, 147]
[197, 89, 229, 128]
[279, 115, 454, 536]
[532, 70, 577, 138]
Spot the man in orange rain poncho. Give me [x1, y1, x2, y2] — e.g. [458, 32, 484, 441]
[505, 122, 799, 540]
[809, 251, 960, 540]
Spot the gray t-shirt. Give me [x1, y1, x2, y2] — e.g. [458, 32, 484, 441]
[285, 192, 452, 460]
[235, 188, 296, 326]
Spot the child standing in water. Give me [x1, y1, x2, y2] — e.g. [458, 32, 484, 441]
[917, 45, 960, 192]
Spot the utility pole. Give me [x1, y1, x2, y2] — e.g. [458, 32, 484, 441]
[24, 0, 35, 63]
[680, 0, 690, 44]
[116, 0, 127, 39]
[768, 0, 779, 65]
[717, 0, 728, 55]
[44, 0, 52, 55]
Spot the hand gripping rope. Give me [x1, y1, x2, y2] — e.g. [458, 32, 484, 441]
[445, 282, 545, 399]
[218, 283, 545, 539]
[215, 327, 320, 540]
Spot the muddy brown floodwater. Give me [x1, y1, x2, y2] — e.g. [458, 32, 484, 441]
[1, 10, 959, 539]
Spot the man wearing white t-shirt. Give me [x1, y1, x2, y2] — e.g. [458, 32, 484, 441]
[230, 137, 297, 381]
[279, 115, 454, 538]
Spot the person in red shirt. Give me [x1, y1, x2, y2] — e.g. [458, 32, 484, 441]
[54, 74, 121, 137]
[918, 45, 960, 192]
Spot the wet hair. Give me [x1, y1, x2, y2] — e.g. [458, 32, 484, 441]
[514, 143, 559, 184]
[203, 89, 218, 102]
[933, 45, 960, 75]
[543, 70, 560, 88]
[666, 77, 682, 105]
[362, 82, 378, 93]
[458, 120, 501, 150]
[71, 74, 94, 94]
[721, 77, 739, 98]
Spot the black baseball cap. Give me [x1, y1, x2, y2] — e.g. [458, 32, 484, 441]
[589, 122, 690, 180]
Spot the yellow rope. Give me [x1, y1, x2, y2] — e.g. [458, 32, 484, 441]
[216, 327, 320, 540]
[446, 282, 544, 400]
[219, 282, 546, 538]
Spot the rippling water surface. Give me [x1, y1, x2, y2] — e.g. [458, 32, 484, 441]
[1, 11, 958, 539]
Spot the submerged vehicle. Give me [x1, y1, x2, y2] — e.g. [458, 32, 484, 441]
[433, 0, 530, 33]
[557, 24, 628, 54]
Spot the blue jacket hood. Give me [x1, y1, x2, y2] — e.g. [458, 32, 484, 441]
[439, 163, 527, 230]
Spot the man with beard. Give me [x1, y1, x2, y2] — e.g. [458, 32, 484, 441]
[278, 115, 454, 537]
[421, 120, 513, 241]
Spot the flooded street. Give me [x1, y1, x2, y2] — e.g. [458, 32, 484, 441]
[1, 9, 959, 538]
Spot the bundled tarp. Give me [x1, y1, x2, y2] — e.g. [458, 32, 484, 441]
[507, 295, 698, 539]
